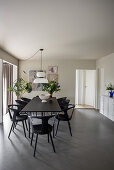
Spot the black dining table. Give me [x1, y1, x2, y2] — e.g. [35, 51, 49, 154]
[21, 96, 62, 113]
[21, 96, 62, 137]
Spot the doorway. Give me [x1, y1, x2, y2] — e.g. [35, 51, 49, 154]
[75, 69, 96, 109]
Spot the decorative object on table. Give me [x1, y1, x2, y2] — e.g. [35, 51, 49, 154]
[42, 81, 61, 97]
[48, 66, 58, 74]
[8, 71, 32, 97]
[106, 83, 114, 97]
[39, 94, 50, 102]
[47, 74, 58, 83]
[33, 49, 48, 84]
[29, 70, 44, 91]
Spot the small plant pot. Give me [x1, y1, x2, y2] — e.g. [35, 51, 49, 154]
[109, 92, 113, 98]
[50, 93, 53, 98]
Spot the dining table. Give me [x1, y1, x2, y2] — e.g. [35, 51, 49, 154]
[21, 96, 62, 138]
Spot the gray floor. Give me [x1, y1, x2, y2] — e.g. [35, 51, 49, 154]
[0, 109, 114, 170]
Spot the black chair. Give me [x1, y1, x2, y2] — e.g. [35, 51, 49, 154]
[8, 105, 28, 138]
[57, 97, 67, 104]
[30, 115, 56, 157]
[57, 97, 70, 110]
[21, 97, 31, 103]
[15, 100, 28, 107]
[60, 99, 70, 110]
[55, 104, 75, 136]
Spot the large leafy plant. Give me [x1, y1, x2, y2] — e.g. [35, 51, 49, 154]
[8, 71, 32, 97]
[42, 81, 61, 94]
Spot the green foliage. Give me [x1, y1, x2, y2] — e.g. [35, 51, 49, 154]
[8, 71, 32, 97]
[106, 83, 114, 92]
[42, 81, 61, 94]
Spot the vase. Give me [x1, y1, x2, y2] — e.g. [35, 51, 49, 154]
[50, 93, 53, 98]
[109, 92, 113, 98]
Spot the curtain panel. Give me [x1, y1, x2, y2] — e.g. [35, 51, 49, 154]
[3, 63, 13, 115]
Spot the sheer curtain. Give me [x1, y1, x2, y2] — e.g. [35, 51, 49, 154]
[3, 63, 13, 115]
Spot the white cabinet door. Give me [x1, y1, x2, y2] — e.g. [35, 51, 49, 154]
[104, 97, 109, 117]
[109, 98, 114, 121]
[100, 96, 104, 114]
[100, 95, 114, 122]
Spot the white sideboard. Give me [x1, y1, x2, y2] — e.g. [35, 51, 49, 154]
[100, 95, 114, 121]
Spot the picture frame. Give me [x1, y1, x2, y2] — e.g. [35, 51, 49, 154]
[47, 74, 58, 83]
[48, 66, 58, 74]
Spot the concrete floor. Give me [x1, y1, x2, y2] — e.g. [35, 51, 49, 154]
[0, 109, 114, 170]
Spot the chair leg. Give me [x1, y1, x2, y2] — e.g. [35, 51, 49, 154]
[25, 120, 28, 131]
[55, 120, 60, 136]
[8, 122, 14, 138]
[53, 124, 55, 138]
[34, 133, 38, 157]
[53, 117, 56, 138]
[48, 133, 50, 143]
[49, 132, 56, 153]
[31, 133, 34, 146]
[22, 121, 26, 137]
[68, 120, 72, 136]
[28, 117, 31, 138]
[12, 123, 15, 131]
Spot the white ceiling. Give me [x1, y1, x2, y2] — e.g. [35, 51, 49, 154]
[0, 0, 114, 60]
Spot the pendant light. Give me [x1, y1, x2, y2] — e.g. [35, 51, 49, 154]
[33, 49, 48, 83]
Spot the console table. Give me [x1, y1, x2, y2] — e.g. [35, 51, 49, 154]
[100, 95, 114, 121]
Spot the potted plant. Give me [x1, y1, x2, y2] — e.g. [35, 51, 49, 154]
[106, 83, 114, 97]
[42, 81, 61, 97]
[8, 71, 32, 98]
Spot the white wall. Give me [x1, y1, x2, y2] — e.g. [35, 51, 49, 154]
[0, 59, 3, 123]
[19, 59, 96, 103]
[96, 53, 114, 108]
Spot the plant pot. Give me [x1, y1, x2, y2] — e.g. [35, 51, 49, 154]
[109, 92, 113, 98]
[50, 93, 53, 98]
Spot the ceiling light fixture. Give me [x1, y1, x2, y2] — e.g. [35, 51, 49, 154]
[33, 49, 48, 83]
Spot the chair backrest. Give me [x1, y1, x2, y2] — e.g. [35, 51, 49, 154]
[15, 100, 28, 106]
[30, 115, 54, 133]
[57, 97, 67, 102]
[64, 104, 75, 120]
[8, 105, 22, 121]
[21, 97, 31, 102]
[59, 99, 70, 111]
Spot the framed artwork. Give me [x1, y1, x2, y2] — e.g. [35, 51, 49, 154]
[47, 74, 58, 83]
[48, 66, 58, 74]
[29, 70, 43, 91]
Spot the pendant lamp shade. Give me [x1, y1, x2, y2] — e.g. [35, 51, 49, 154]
[33, 77, 48, 83]
[36, 71, 46, 78]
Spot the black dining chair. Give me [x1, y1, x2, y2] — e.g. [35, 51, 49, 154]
[21, 97, 31, 103]
[15, 100, 28, 107]
[55, 104, 75, 136]
[57, 97, 70, 110]
[30, 115, 56, 157]
[8, 105, 28, 138]
[57, 97, 67, 104]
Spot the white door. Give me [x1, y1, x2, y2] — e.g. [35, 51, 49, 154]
[85, 70, 95, 106]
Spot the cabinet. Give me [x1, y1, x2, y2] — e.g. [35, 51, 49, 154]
[100, 95, 114, 121]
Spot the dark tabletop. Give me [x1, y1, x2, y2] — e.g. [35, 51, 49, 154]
[21, 96, 62, 113]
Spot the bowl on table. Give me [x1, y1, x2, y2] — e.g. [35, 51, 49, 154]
[39, 94, 50, 103]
